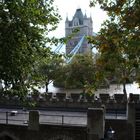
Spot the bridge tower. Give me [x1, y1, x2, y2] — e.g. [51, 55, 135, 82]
[65, 8, 93, 54]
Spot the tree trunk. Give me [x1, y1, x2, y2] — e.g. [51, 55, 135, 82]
[122, 69, 127, 101]
[45, 81, 49, 93]
[123, 82, 127, 95]
[123, 82, 127, 101]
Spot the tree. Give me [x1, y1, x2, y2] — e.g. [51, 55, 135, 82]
[89, 0, 140, 94]
[93, 22, 136, 95]
[0, 0, 61, 97]
[55, 54, 98, 94]
[36, 52, 64, 93]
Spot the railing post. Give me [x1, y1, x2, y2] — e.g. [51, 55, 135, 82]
[6, 111, 8, 124]
[87, 108, 105, 140]
[115, 109, 117, 119]
[127, 102, 135, 140]
[28, 110, 39, 131]
[62, 115, 64, 125]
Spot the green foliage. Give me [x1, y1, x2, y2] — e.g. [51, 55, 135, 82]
[34, 52, 65, 92]
[89, 0, 140, 93]
[55, 54, 98, 94]
[0, 0, 61, 96]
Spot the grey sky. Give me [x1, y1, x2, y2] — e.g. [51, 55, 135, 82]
[49, 0, 108, 38]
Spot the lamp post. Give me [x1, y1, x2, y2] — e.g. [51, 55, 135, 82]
[107, 127, 115, 140]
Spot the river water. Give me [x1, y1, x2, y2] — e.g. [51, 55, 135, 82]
[1, 81, 139, 96]
[39, 82, 140, 96]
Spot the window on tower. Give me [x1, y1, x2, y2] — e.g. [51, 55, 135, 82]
[73, 18, 79, 26]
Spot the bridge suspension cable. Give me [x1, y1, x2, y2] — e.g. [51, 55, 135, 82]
[66, 35, 85, 63]
[53, 35, 85, 64]
[54, 43, 64, 53]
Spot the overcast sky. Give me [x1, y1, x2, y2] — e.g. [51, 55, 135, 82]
[50, 0, 108, 38]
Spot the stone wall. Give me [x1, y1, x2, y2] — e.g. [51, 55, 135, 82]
[0, 119, 134, 140]
[0, 93, 138, 140]
[0, 92, 131, 110]
[0, 124, 87, 140]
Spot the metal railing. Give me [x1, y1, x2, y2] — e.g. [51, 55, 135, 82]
[0, 111, 87, 126]
[0, 111, 29, 125]
[0, 109, 127, 126]
[39, 113, 87, 126]
[106, 109, 127, 120]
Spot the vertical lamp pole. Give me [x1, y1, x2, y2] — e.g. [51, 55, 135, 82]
[107, 127, 115, 140]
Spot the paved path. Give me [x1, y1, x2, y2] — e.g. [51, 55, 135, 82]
[0, 108, 126, 126]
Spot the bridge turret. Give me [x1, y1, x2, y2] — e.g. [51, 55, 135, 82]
[65, 8, 93, 54]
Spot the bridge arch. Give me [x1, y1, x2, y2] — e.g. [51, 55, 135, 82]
[0, 131, 19, 140]
[48, 134, 74, 140]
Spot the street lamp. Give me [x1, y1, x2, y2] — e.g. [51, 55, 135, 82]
[107, 127, 115, 140]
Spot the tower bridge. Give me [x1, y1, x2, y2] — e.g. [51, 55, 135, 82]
[65, 8, 93, 55]
[54, 8, 94, 63]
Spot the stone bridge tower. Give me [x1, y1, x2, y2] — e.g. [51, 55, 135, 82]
[65, 8, 93, 54]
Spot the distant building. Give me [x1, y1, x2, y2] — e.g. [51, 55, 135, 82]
[65, 8, 93, 54]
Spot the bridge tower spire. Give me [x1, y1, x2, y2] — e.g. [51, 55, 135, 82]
[65, 8, 93, 55]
